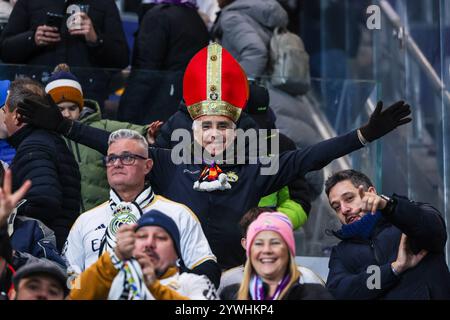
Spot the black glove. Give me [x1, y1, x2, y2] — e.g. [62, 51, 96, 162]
[359, 100, 412, 142]
[17, 94, 73, 135]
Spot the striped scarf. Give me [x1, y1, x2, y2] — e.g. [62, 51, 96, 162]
[249, 273, 291, 300]
[99, 187, 155, 257]
[108, 258, 154, 300]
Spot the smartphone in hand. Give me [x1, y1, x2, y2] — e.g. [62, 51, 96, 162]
[46, 12, 64, 32]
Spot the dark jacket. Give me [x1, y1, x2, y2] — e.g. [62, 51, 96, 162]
[9, 214, 65, 268]
[220, 282, 333, 300]
[326, 195, 450, 300]
[132, 3, 209, 70]
[65, 121, 364, 269]
[118, 4, 209, 124]
[0, 0, 129, 68]
[7, 126, 81, 251]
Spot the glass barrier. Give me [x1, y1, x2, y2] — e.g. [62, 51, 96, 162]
[291, 77, 380, 257]
[372, 0, 450, 263]
[300, 0, 450, 262]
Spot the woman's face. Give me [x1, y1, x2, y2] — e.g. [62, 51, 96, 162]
[250, 231, 289, 282]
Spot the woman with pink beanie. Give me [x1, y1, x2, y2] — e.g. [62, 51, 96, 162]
[222, 212, 332, 300]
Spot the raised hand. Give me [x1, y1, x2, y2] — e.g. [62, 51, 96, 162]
[0, 169, 32, 228]
[135, 252, 157, 287]
[391, 234, 427, 275]
[68, 13, 98, 44]
[359, 101, 412, 142]
[357, 185, 387, 214]
[114, 224, 137, 261]
[34, 25, 61, 46]
[146, 121, 164, 145]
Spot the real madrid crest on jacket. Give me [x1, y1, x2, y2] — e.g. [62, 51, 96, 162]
[62, 185, 216, 279]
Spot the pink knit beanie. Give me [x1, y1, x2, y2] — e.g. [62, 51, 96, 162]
[246, 212, 295, 256]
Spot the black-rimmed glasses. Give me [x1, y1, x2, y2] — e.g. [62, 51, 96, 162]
[103, 152, 147, 167]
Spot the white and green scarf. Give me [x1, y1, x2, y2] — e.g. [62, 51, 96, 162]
[99, 186, 155, 257]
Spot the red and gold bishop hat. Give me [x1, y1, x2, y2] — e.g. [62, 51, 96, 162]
[183, 43, 249, 123]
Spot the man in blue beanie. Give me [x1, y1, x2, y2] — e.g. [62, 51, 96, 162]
[69, 210, 217, 300]
[325, 169, 450, 299]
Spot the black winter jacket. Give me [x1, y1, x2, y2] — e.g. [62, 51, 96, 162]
[326, 195, 450, 300]
[0, 0, 129, 68]
[7, 126, 81, 251]
[132, 3, 209, 70]
[118, 4, 209, 124]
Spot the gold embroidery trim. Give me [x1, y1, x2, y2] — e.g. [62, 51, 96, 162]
[207, 43, 222, 103]
[188, 100, 241, 122]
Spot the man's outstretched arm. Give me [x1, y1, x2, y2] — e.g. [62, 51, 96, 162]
[17, 95, 113, 155]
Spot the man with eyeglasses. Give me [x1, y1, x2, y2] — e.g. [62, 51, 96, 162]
[62, 129, 220, 287]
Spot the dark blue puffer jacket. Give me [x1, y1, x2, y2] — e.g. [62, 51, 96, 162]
[326, 195, 450, 300]
[7, 126, 81, 251]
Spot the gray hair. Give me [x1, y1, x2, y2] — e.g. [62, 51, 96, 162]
[108, 129, 149, 156]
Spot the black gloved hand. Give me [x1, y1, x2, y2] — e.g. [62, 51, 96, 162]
[17, 94, 73, 135]
[359, 100, 412, 142]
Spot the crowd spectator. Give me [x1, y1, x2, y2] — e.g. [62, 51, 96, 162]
[325, 169, 450, 299]
[0, 0, 128, 69]
[10, 258, 68, 300]
[118, 0, 209, 124]
[63, 129, 220, 287]
[146, 83, 314, 228]
[218, 207, 325, 298]
[69, 210, 218, 300]
[4, 77, 81, 251]
[45, 63, 149, 211]
[0, 0, 129, 110]
[221, 211, 332, 299]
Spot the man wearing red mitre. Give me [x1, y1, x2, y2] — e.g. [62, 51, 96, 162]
[17, 43, 411, 271]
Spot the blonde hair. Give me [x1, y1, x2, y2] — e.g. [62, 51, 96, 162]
[237, 252, 300, 300]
